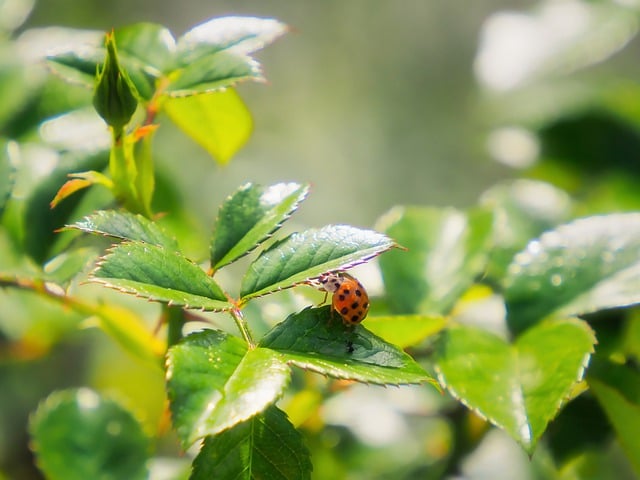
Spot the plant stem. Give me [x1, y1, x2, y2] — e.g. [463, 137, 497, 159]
[229, 307, 254, 348]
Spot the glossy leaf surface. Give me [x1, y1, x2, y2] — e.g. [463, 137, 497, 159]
[70, 210, 178, 249]
[210, 182, 309, 269]
[260, 306, 437, 386]
[240, 225, 396, 300]
[166, 329, 290, 446]
[435, 319, 595, 453]
[505, 213, 640, 332]
[92, 242, 232, 311]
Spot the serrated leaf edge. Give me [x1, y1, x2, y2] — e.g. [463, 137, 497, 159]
[212, 182, 311, 270]
[90, 243, 234, 312]
[434, 321, 596, 452]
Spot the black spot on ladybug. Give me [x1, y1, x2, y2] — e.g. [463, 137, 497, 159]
[342, 288, 350, 295]
[340, 307, 349, 315]
[351, 301, 359, 309]
[355, 289, 362, 297]
[338, 294, 346, 301]
[351, 314, 360, 323]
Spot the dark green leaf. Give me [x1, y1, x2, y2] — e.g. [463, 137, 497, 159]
[191, 406, 311, 480]
[504, 213, 640, 333]
[240, 225, 396, 300]
[167, 329, 290, 446]
[210, 182, 310, 269]
[378, 206, 493, 315]
[260, 306, 437, 386]
[92, 242, 232, 311]
[23, 149, 108, 264]
[162, 89, 253, 164]
[435, 319, 596, 453]
[30, 388, 150, 480]
[70, 210, 178, 249]
[589, 363, 640, 477]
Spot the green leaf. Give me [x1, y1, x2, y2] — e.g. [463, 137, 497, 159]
[166, 51, 262, 96]
[166, 16, 287, 95]
[176, 16, 288, 64]
[260, 306, 437, 386]
[240, 225, 396, 300]
[589, 365, 640, 477]
[504, 213, 640, 333]
[46, 28, 159, 101]
[191, 406, 311, 480]
[434, 319, 596, 453]
[210, 182, 310, 269]
[114, 22, 175, 74]
[166, 329, 290, 446]
[377, 206, 493, 315]
[23, 149, 109, 264]
[364, 314, 447, 349]
[479, 180, 573, 279]
[70, 210, 178, 249]
[92, 242, 232, 311]
[162, 89, 252, 164]
[30, 388, 150, 480]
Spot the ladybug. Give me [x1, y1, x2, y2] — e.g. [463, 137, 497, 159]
[315, 272, 370, 326]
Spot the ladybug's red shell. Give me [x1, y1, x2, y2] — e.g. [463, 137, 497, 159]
[316, 272, 369, 325]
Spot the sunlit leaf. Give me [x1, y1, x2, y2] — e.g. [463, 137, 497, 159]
[114, 22, 175, 73]
[165, 51, 262, 95]
[377, 206, 493, 315]
[435, 319, 596, 453]
[30, 389, 150, 480]
[166, 329, 290, 446]
[162, 89, 252, 164]
[210, 182, 309, 269]
[92, 242, 232, 311]
[176, 16, 288, 64]
[240, 225, 396, 301]
[504, 213, 640, 333]
[70, 210, 178, 249]
[260, 306, 437, 386]
[364, 314, 447, 349]
[191, 406, 311, 480]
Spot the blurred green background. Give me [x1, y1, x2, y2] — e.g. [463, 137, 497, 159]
[4, 0, 640, 478]
[22, 0, 521, 228]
